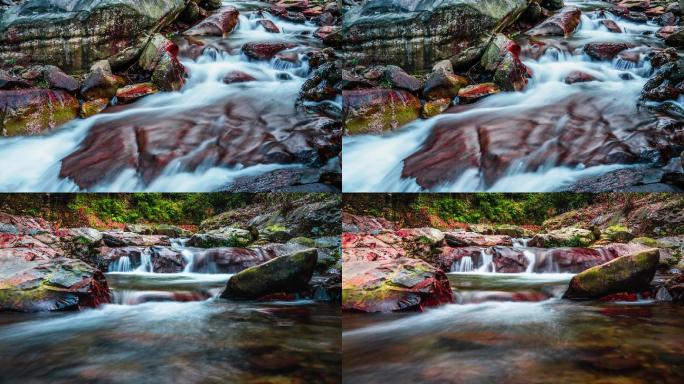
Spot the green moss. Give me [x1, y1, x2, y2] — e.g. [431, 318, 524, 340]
[631, 237, 657, 247]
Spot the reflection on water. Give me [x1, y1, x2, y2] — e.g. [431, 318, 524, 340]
[343, 274, 684, 384]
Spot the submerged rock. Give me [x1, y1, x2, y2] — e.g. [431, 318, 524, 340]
[0, 257, 110, 312]
[221, 249, 318, 300]
[563, 249, 660, 299]
[342, 258, 453, 313]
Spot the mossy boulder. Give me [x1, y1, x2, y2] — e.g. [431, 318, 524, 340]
[124, 223, 190, 237]
[343, 88, 421, 135]
[563, 249, 660, 299]
[0, 257, 110, 312]
[529, 227, 595, 247]
[258, 224, 293, 243]
[342, 257, 453, 313]
[221, 249, 318, 300]
[0, 89, 79, 136]
[189, 227, 253, 248]
[601, 225, 635, 243]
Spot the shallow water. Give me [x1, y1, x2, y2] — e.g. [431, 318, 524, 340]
[343, 1, 680, 192]
[0, 1, 336, 192]
[343, 272, 684, 384]
[0, 241, 341, 383]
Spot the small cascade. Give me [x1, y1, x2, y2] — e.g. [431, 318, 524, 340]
[451, 256, 474, 272]
[136, 248, 154, 273]
[109, 256, 133, 273]
[478, 250, 494, 273]
[522, 250, 536, 273]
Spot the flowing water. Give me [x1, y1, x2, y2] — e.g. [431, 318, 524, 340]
[343, 1, 682, 192]
[0, 1, 337, 192]
[0, 240, 341, 383]
[344, 237, 684, 383]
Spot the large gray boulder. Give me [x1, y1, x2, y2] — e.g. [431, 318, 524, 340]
[0, 0, 188, 72]
[342, 0, 530, 72]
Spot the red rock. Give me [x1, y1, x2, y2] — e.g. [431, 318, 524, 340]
[384, 65, 422, 92]
[0, 88, 79, 136]
[438, 246, 482, 270]
[80, 68, 126, 100]
[600, 19, 622, 33]
[80, 98, 109, 118]
[0, 69, 31, 89]
[527, 6, 582, 37]
[444, 232, 512, 247]
[565, 71, 597, 84]
[184, 6, 240, 37]
[313, 25, 334, 40]
[275, 51, 299, 64]
[242, 42, 297, 61]
[190, 247, 278, 273]
[222, 71, 257, 84]
[342, 213, 395, 233]
[423, 69, 469, 100]
[115, 83, 158, 104]
[343, 88, 421, 134]
[584, 42, 636, 61]
[458, 83, 501, 102]
[657, 25, 677, 39]
[257, 19, 280, 33]
[42, 65, 79, 92]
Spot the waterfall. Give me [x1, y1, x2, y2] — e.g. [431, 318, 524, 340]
[523, 250, 536, 273]
[451, 256, 474, 273]
[478, 250, 494, 273]
[136, 248, 153, 273]
[109, 256, 133, 272]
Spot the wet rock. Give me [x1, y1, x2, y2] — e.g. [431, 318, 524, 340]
[80, 98, 109, 118]
[139, 34, 186, 92]
[565, 71, 597, 84]
[0, 88, 79, 136]
[220, 168, 339, 193]
[600, 19, 622, 33]
[101, 231, 170, 247]
[189, 247, 277, 274]
[257, 19, 280, 33]
[184, 6, 240, 37]
[423, 68, 468, 100]
[444, 232, 513, 247]
[124, 224, 190, 237]
[188, 227, 253, 248]
[530, 227, 595, 247]
[242, 42, 297, 61]
[479, 34, 528, 91]
[0, 0, 188, 72]
[222, 71, 257, 84]
[584, 42, 636, 61]
[661, 273, 684, 301]
[537, 247, 618, 273]
[457, 83, 501, 103]
[314, 25, 336, 40]
[149, 246, 186, 273]
[541, 0, 564, 11]
[343, 88, 421, 134]
[115, 83, 159, 104]
[343, 0, 530, 72]
[342, 258, 453, 312]
[0, 257, 110, 312]
[665, 28, 684, 48]
[80, 61, 127, 100]
[564, 249, 660, 299]
[521, 1, 543, 24]
[527, 6, 582, 37]
[221, 249, 318, 300]
[201, 0, 222, 10]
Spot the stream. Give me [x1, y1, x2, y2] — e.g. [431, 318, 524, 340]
[0, 1, 338, 192]
[343, 238, 684, 383]
[343, 0, 683, 192]
[0, 238, 341, 383]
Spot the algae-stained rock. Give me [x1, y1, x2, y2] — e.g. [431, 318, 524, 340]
[529, 227, 595, 247]
[343, 88, 421, 135]
[343, 0, 530, 72]
[0, 257, 110, 312]
[188, 227, 253, 248]
[0, 89, 79, 136]
[0, 0, 188, 72]
[563, 249, 660, 299]
[221, 249, 318, 299]
[601, 225, 635, 243]
[342, 258, 453, 313]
